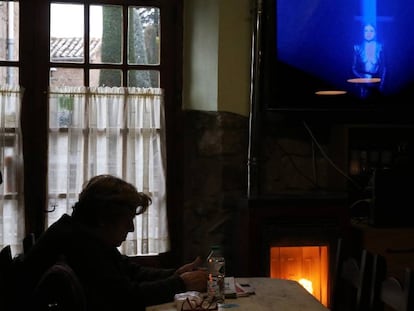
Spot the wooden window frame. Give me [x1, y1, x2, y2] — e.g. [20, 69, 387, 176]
[19, 0, 183, 264]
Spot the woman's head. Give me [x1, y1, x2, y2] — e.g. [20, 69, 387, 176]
[363, 23, 376, 41]
[72, 174, 151, 246]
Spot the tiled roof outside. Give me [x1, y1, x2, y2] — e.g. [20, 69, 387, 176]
[50, 37, 101, 60]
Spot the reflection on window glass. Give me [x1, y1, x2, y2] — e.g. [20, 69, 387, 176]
[50, 3, 84, 63]
[128, 7, 160, 65]
[128, 70, 159, 87]
[50, 68, 84, 87]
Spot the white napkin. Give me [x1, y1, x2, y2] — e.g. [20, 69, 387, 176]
[174, 291, 204, 311]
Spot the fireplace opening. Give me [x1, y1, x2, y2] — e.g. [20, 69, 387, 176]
[243, 197, 349, 310]
[258, 221, 340, 309]
[270, 245, 329, 307]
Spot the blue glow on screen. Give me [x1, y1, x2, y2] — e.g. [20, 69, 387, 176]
[276, 0, 414, 100]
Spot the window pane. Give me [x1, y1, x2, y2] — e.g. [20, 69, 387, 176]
[50, 68, 84, 87]
[96, 5, 122, 65]
[128, 7, 160, 65]
[128, 70, 159, 87]
[90, 5, 103, 63]
[90, 5, 103, 39]
[0, 66, 18, 85]
[50, 3, 84, 63]
[91, 69, 122, 87]
[0, 1, 19, 61]
[4, 144, 18, 194]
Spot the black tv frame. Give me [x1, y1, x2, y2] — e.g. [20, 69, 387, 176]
[253, 0, 414, 122]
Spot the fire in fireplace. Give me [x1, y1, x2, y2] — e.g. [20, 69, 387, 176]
[270, 245, 329, 307]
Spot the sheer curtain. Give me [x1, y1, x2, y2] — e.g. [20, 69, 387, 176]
[48, 86, 169, 255]
[0, 85, 24, 256]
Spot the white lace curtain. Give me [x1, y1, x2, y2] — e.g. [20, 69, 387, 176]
[0, 85, 24, 256]
[48, 86, 169, 255]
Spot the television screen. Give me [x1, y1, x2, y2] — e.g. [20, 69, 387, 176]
[260, 0, 414, 113]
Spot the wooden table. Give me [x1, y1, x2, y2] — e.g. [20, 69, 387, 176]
[146, 277, 329, 311]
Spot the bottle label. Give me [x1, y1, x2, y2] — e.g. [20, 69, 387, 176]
[207, 274, 225, 303]
[207, 257, 225, 303]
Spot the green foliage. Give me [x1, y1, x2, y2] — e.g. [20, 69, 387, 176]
[58, 96, 73, 111]
[100, 6, 122, 86]
[100, 6, 157, 87]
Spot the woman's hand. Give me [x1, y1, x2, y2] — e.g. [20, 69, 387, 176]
[175, 256, 204, 275]
[179, 270, 208, 292]
[176, 256, 208, 292]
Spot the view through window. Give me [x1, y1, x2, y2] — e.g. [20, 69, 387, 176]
[0, 0, 181, 257]
[0, 1, 24, 255]
[47, 2, 168, 255]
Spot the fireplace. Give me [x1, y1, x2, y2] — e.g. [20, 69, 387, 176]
[270, 243, 329, 306]
[238, 195, 351, 309]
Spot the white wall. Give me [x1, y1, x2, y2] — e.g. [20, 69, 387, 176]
[183, 0, 253, 117]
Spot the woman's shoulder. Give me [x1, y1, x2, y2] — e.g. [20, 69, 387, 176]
[353, 43, 362, 52]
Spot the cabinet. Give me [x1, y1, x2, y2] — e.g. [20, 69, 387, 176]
[345, 125, 414, 220]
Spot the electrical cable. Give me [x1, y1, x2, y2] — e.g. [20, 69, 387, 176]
[302, 121, 363, 190]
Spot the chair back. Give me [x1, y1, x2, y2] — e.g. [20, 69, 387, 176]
[0, 245, 12, 289]
[331, 238, 374, 311]
[0, 244, 12, 268]
[379, 268, 414, 311]
[0, 245, 13, 310]
[23, 233, 36, 253]
[32, 258, 87, 311]
[368, 252, 387, 311]
[0, 245, 12, 278]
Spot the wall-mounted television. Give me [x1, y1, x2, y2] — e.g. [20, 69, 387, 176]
[257, 0, 414, 117]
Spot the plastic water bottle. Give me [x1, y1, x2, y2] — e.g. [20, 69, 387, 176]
[206, 245, 225, 303]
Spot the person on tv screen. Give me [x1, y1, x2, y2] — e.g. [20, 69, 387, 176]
[352, 23, 386, 99]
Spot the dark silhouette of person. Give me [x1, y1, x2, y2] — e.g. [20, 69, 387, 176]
[14, 174, 208, 311]
[352, 23, 386, 99]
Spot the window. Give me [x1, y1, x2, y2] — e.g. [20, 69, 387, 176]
[49, 3, 161, 88]
[0, 0, 182, 257]
[0, 1, 24, 255]
[48, 86, 168, 255]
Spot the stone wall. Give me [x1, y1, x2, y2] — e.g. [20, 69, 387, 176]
[181, 110, 344, 275]
[258, 116, 339, 194]
[181, 110, 249, 274]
